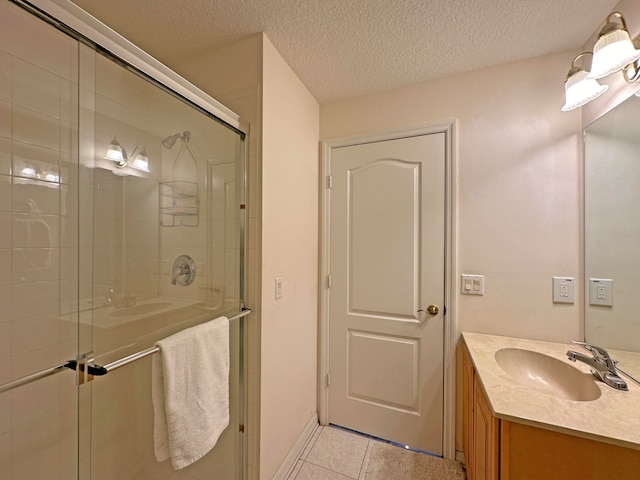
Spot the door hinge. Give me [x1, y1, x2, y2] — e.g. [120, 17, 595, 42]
[327, 274, 332, 288]
[327, 175, 332, 188]
[326, 373, 331, 387]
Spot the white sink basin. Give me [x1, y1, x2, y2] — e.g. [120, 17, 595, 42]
[495, 348, 601, 402]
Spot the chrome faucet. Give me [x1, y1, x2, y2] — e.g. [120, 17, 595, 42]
[566, 341, 628, 391]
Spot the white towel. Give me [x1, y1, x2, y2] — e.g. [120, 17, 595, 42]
[151, 316, 230, 470]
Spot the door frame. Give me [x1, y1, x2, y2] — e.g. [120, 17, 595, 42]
[319, 121, 457, 459]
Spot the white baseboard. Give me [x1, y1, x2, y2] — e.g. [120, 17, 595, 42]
[272, 413, 319, 480]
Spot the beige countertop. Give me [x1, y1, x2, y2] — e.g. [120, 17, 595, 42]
[462, 332, 640, 450]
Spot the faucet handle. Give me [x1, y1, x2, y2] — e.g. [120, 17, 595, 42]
[571, 341, 616, 370]
[571, 340, 610, 358]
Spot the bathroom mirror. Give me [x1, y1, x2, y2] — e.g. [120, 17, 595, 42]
[584, 93, 640, 353]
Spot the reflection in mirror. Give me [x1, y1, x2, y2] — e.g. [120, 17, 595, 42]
[584, 93, 640, 354]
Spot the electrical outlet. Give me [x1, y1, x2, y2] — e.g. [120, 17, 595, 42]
[553, 277, 574, 304]
[589, 278, 613, 306]
[275, 277, 283, 299]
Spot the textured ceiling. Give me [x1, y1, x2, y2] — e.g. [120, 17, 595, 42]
[70, 0, 618, 103]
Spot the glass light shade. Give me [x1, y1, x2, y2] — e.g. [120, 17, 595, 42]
[562, 69, 608, 111]
[130, 152, 150, 172]
[586, 28, 640, 80]
[104, 138, 126, 165]
[20, 166, 37, 177]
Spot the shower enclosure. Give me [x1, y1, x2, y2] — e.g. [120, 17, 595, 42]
[0, 1, 248, 478]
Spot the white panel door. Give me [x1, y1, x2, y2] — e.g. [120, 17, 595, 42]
[328, 133, 445, 455]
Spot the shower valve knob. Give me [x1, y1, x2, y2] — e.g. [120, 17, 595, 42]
[171, 255, 196, 286]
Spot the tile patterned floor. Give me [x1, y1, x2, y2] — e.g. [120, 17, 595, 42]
[286, 426, 467, 480]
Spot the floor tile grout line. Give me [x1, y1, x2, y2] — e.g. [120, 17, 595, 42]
[358, 439, 373, 480]
[302, 460, 358, 479]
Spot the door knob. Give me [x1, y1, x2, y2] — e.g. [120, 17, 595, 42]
[425, 305, 439, 315]
[418, 305, 439, 316]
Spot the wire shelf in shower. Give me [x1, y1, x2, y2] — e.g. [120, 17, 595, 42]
[161, 180, 198, 199]
[160, 206, 199, 216]
[160, 181, 199, 226]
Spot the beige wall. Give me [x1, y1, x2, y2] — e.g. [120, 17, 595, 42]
[321, 50, 584, 455]
[260, 36, 320, 479]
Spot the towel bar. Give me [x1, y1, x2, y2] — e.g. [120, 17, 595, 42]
[94, 308, 252, 375]
[0, 360, 78, 395]
[0, 308, 252, 394]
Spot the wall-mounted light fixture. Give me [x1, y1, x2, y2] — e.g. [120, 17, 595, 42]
[104, 137, 150, 172]
[562, 53, 608, 111]
[562, 12, 640, 111]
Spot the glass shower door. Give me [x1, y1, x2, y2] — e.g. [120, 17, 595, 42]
[1, 2, 246, 479]
[0, 1, 81, 479]
[79, 41, 245, 480]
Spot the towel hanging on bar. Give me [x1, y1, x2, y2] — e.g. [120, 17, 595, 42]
[152, 315, 230, 470]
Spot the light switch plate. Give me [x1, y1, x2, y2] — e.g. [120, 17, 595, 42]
[589, 278, 613, 307]
[461, 274, 484, 295]
[552, 277, 574, 304]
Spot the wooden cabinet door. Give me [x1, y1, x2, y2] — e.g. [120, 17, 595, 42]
[462, 347, 474, 479]
[473, 380, 499, 480]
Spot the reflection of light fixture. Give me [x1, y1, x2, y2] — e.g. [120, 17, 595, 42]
[130, 148, 150, 172]
[18, 164, 59, 183]
[563, 12, 640, 111]
[20, 166, 37, 177]
[104, 137, 126, 166]
[104, 136, 150, 172]
[562, 53, 608, 111]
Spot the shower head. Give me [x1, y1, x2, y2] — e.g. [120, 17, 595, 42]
[161, 131, 191, 149]
[162, 133, 182, 149]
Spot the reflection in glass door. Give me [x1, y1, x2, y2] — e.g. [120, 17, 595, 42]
[1, 2, 247, 479]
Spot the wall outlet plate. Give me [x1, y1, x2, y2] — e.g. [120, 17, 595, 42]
[589, 278, 613, 307]
[552, 277, 574, 304]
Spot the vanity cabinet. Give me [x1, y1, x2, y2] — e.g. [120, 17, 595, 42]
[462, 342, 640, 480]
[462, 344, 498, 480]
